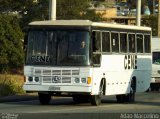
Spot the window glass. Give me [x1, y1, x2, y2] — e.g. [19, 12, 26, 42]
[120, 33, 127, 53]
[136, 34, 143, 53]
[93, 54, 101, 66]
[26, 30, 90, 66]
[128, 34, 136, 53]
[153, 52, 160, 65]
[93, 31, 101, 52]
[102, 32, 110, 52]
[144, 35, 151, 53]
[111, 32, 119, 52]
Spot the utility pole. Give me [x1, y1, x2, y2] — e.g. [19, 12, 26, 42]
[158, 0, 160, 38]
[49, 0, 56, 20]
[153, 0, 156, 15]
[136, 0, 141, 26]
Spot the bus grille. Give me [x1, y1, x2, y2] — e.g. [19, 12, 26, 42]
[34, 69, 79, 84]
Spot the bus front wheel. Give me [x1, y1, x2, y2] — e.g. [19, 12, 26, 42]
[38, 93, 51, 105]
[90, 82, 104, 106]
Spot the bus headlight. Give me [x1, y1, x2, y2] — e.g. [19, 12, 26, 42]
[74, 78, 80, 83]
[28, 77, 33, 82]
[81, 78, 86, 83]
[35, 77, 40, 82]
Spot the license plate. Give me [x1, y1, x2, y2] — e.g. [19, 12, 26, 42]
[49, 86, 60, 91]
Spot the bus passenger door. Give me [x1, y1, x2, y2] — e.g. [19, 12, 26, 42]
[92, 31, 101, 67]
[91, 31, 102, 95]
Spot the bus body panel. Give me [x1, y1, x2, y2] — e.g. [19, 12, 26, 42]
[23, 66, 93, 93]
[91, 55, 151, 95]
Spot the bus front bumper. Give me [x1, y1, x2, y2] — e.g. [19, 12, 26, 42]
[23, 84, 92, 93]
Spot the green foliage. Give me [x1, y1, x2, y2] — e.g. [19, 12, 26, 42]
[0, 0, 23, 12]
[142, 15, 158, 36]
[0, 74, 25, 96]
[0, 0, 102, 74]
[21, 0, 49, 28]
[0, 14, 24, 73]
[20, 0, 103, 29]
[57, 0, 103, 21]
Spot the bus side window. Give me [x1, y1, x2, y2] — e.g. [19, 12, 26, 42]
[102, 32, 110, 52]
[111, 32, 119, 53]
[120, 33, 127, 53]
[128, 34, 136, 53]
[92, 31, 101, 66]
[136, 34, 143, 53]
[93, 31, 101, 52]
[144, 35, 151, 53]
[93, 54, 101, 66]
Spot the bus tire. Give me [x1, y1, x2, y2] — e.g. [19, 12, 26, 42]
[126, 79, 136, 103]
[90, 81, 104, 106]
[90, 95, 101, 106]
[38, 93, 51, 105]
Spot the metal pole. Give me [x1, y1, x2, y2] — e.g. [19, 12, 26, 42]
[136, 0, 141, 26]
[49, 0, 56, 20]
[158, 0, 160, 37]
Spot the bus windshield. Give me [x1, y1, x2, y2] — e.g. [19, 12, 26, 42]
[153, 52, 160, 65]
[26, 30, 90, 66]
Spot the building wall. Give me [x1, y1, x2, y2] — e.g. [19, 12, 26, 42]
[95, 8, 117, 18]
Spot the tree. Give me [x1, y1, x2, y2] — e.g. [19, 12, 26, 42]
[141, 15, 158, 36]
[0, 0, 24, 13]
[128, 0, 148, 9]
[0, 0, 103, 29]
[57, 0, 103, 21]
[20, 0, 103, 29]
[21, 0, 49, 29]
[0, 14, 24, 73]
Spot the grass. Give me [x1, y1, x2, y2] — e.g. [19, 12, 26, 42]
[0, 74, 25, 96]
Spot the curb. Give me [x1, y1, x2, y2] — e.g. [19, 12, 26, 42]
[0, 95, 38, 103]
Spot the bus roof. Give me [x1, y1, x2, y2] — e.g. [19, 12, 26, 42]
[29, 20, 151, 31]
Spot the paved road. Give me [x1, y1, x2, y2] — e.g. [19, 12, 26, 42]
[0, 92, 160, 119]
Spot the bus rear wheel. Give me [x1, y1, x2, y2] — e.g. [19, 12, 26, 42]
[124, 79, 136, 103]
[38, 93, 51, 105]
[116, 79, 136, 103]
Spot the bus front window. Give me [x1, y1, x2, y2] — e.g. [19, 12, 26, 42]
[153, 52, 160, 65]
[26, 30, 90, 66]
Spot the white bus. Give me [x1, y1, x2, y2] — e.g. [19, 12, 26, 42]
[151, 37, 160, 91]
[23, 20, 152, 105]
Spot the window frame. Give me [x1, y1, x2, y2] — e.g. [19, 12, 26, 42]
[136, 33, 144, 54]
[101, 31, 111, 53]
[128, 33, 136, 53]
[120, 32, 128, 54]
[144, 34, 151, 53]
[111, 31, 120, 53]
